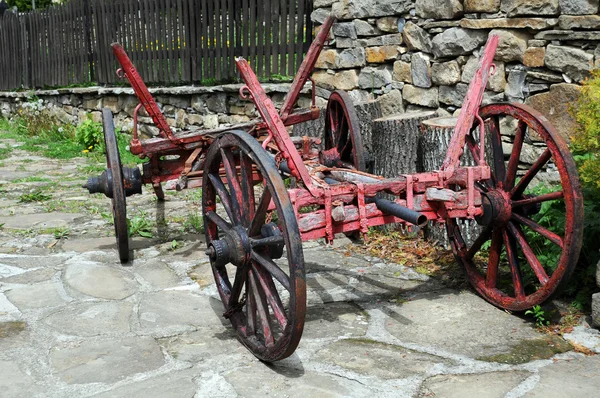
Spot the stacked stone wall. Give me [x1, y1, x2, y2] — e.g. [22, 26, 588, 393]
[0, 84, 311, 138]
[311, 0, 599, 143]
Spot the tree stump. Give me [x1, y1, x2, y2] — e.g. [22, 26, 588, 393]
[372, 111, 436, 177]
[421, 116, 481, 248]
[354, 100, 382, 171]
[291, 107, 325, 141]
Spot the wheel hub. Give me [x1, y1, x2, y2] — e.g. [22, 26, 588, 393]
[83, 167, 142, 198]
[476, 190, 512, 227]
[206, 226, 252, 268]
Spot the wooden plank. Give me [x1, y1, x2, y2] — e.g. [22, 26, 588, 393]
[279, 0, 287, 75]
[206, 0, 214, 81]
[256, 0, 263, 77]
[249, 0, 256, 70]
[219, 0, 225, 80]
[270, 0, 278, 75]
[287, 0, 295, 76]
[156, 0, 164, 83]
[142, 0, 154, 82]
[166, 0, 173, 83]
[187, 0, 197, 81]
[5, 14, 13, 88]
[178, 0, 187, 81]
[295, 0, 305, 72]
[20, 14, 28, 88]
[241, 0, 248, 62]
[227, 0, 234, 77]
[0, 15, 7, 89]
[264, 0, 271, 78]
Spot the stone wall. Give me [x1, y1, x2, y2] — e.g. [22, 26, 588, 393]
[311, 0, 597, 143]
[0, 84, 312, 138]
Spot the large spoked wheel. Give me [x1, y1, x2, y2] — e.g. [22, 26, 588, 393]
[447, 103, 584, 311]
[102, 108, 130, 263]
[202, 130, 306, 362]
[322, 90, 366, 171]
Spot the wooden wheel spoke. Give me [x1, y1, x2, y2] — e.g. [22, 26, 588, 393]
[208, 173, 235, 222]
[239, 152, 256, 225]
[328, 104, 337, 144]
[505, 120, 526, 190]
[248, 188, 272, 237]
[248, 269, 275, 346]
[507, 222, 549, 286]
[251, 261, 288, 329]
[511, 213, 563, 248]
[503, 228, 525, 300]
[230, 266, 248, 306]
[220, 148, 243, 224]
[486, 228, 503, 288]
[466, 226, 492, 260]
[205, 211, 232, 232]
[251, 250, 291, 291]
[214, 270, 232, 306]
[511, 148, 552, 198]
[245, 281, 257, 336]
[490, 116, 506, 188]
[512, 191, 563, 208]
[250, 235, 285, 248]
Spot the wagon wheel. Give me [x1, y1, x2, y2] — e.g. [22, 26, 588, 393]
[447, 103, 583, 311]
[322, 90, 367, 171]
[102, 108, 130, 263]
[202, 130, 306, 362]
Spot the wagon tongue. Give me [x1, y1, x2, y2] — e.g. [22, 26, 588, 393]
[82, 166, 143, 198]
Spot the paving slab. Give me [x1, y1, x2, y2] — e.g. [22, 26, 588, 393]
[0, 212, 85, 229]
[419, 371, 530, 398]
[90, 370, 199, 398]
[384, 290, 543, 359]
[63, 259, 138, 300]
[0, 359, 42, 397]
[523, 355, 600, 397]
[316, 339, 453, 380]
[49, 337, 165, 384]
[4, 281, 69, 310]
[1, 134, 598, 397]
[137, 290, 225, 336]
[43, 301, 134, 337]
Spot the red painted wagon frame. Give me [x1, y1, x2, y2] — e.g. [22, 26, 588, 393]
[84, 15, 584, 362]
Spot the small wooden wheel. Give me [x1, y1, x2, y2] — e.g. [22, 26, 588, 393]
[322, 90, 366, 171]
[447, 103, 584, 311]
[102, 108, 130, 263]
[202, 130, 306, 361]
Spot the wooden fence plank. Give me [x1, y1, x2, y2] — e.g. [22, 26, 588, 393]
[0, 0, 313, 90]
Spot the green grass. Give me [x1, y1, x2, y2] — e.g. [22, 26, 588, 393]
[12, 176, 52, 183]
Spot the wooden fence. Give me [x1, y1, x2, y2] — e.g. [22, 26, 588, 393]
[0, 0, 314, 90]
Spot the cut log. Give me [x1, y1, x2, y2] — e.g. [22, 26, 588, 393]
[372, 111, 436, 178]
[291, 107, 325, 141]
[421, 116, 482, 248]
[354, 100, 382, 171]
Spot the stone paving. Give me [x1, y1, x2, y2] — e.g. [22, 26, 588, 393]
[1, 140, 600, 397]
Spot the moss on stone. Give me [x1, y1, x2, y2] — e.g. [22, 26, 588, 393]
[0, 321, 26, 339]
[477, 335, 572, 364]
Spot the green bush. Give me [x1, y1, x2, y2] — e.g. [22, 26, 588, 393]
[7, 0, 53, 12]
[565, 68, 600, 308]
[75, 117, 105, 153]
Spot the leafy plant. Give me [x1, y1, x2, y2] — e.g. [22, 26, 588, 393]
[18, 190, 51, 203]
[52, 227, 70, 240]
[127, 210, 153, 238]
[7, 0, 53, 12]
[525, 305, 550, 327]
[170, 240, 181, 251]
[75, 117, 105, 154]
[183, 212, 204, 233]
